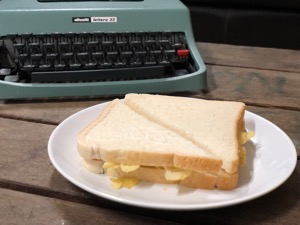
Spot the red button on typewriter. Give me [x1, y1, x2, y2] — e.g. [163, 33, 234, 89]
[177, 49, 189, 58]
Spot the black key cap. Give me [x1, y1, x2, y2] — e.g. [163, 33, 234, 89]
[107, 51, 118, 58]
[116, 41, 127, 47]
[172, 43, 183, 49]
[145, 39, 156, 45]
[28, 43, 40, 49]
[120, 51, 132, 57]
[77, 52, 88, 59]
[69, 63, 81, 70]
[135, 51, 147, 57]
[92, 52, 104, 59]
[17, 53, 28, 60]
[87, 41, 99, 47]
[150, 50, 161, 56]
[55, 64, 66, 70]
[102, 62, 112, 68]
[158, 40, 169, 45]
[159, 60, 171, 66]
[39, 64, 51, 71]
[131, 40, 141, 46]
[22, 64, 36, 71]
[164, 49, 176, 55]
[58, 42, 69, 48]
[61, 52, 74, 59]
[102, 41, 113, 46]
[84, 63, 97, 69]
[73, 42, 83, 48]
[31, 53, 43, 60]
[130, 61, 142, 67]
[114, 62, 126, 67]
[46, 53, 58, 59]
[44, 43, 55, 50]
[144, 61, 157, 66]
[13, 43, 25, 49]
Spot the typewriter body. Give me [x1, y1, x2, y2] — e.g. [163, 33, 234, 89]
[0, 0, 207, 99]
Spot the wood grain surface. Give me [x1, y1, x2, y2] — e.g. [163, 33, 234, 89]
[0, 189, 180, 225]
[0, 43, 299, 225]
[0, 115, 299, 224]
[197, 42, 300, 73]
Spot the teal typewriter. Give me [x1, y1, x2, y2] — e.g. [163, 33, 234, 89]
[0, 0, 206, 99]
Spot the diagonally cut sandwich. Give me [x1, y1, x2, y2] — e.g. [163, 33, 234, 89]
[77, 99, 228, 189]
[77, 95, 254, 190]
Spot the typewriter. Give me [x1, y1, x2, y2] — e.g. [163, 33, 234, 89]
[0, 0, 207, 99]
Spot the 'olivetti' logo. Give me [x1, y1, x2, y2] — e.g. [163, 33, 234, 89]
[72, 17, 117, 23]
[72, 17, 91, 23]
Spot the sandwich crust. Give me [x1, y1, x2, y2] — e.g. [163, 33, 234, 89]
[100, 150, 222, 173]
[217, 170, 239, 190]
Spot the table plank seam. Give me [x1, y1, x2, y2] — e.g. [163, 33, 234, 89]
[0, 179, 117, 209]
[204, 62, 300, 74]
[0, 114, 59, 126]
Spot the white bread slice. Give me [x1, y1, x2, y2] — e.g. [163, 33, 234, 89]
[82, 159, 238, 190]
[124, 94, 245, 174]
[77, 99, 222, 173]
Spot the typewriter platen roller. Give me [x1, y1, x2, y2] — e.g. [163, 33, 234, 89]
[0, 0, 207, 99]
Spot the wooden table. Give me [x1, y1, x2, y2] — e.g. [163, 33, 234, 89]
[0, 43, 299, 225]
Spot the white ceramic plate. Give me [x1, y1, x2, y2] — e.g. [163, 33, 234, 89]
[48, 101, 297, 210]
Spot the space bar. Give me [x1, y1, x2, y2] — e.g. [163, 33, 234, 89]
[31, 65, 166, 83]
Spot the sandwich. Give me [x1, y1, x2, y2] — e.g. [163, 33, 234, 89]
[77, 94, 254, 190]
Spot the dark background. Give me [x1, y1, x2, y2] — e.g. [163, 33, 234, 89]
[182, 0, 300, 49]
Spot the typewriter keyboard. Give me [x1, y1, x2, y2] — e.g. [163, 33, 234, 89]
[0, 32, 195, 83]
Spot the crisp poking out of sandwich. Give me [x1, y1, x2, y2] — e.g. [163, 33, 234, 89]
[239, 131, 255, 165]
[77, 94, 255, 190]
[103, 161, 192, 181]
[110, 177, 139, 190]
[103, 162, 140, 173]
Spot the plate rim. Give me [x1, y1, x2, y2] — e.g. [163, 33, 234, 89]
[48, 101, 297, 210]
